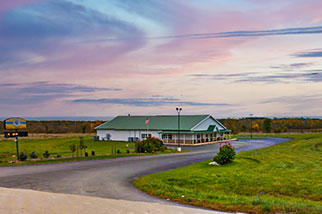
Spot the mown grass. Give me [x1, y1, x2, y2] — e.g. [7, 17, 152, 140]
[0, 135, 176, 166]
[133, 133, 322, 213]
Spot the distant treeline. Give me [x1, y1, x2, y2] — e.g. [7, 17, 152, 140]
[0, 120, 105, 134]
[0, 118, 321, 134]
[219, 118, 322, 134]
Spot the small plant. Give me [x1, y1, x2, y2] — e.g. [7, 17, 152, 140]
[85, 152, 88, 157]
[117, 149, 121, 154]
[56, 155, 61, 158]
[19, 152, 28, 161]
[126, 149, 130, 154]
[43, 150, 50, 158]
[91, 151, 95, 156]
[69, 144, 76, 157]
[213, 142, 236, 165]
[29, 151, 38, 159]
[79, 137, 88, 156]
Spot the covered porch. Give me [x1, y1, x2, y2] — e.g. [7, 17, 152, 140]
[160, 129, 232, 145]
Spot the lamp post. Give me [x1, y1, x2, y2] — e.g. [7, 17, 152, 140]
[249, 113, 253, 138]
[176, 107, 182, 152]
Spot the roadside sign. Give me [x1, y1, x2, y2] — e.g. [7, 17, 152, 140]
[4, 131, 28, 138]
[3, 117, 28, 161]
[4, 117, 27, 130]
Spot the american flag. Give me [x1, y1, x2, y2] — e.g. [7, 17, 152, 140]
[145, 118, 150, 125]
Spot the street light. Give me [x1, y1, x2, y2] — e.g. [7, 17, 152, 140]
[176, 107, 182, 151]
[249, 113, 253, 138]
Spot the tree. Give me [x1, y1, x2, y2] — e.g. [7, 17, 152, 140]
[69, 144, 76, 157]
[240, 124, 247, 132]
[252, 123, 260, 132]
[262, 118, 272, 133]
[78, 137, 87, 156]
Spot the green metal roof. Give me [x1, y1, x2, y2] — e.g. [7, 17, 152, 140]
[95, 115, 209, 131]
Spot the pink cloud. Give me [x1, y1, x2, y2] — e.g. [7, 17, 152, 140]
[0, 0, 49, 13]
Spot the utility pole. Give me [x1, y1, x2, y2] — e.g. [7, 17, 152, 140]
[249, 113, 253, 138]
[176, 107, 182, 151]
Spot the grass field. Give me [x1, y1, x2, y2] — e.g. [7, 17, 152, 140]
[0, 134, 176, 166]
[133, 133, 322, 213]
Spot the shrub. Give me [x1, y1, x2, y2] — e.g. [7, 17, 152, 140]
[19, 152, 28, 161]
[29, 151, 38, 159]
[117, 149, 121, 154]
[126, 149, 130, 154]
[135, 137, 165, 153]
[274, 127, 282, 133]
[213, 142, 236, 165]
[91, 151, 95, 156]
[85, 152, 88, 157]
[69, 144, 76, 157]
[43, 150, 50, 158]
[56, 155, 61, 158]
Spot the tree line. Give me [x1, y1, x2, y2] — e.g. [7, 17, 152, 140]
[0, 118, 321, 134]
[219, 118, 322, 134]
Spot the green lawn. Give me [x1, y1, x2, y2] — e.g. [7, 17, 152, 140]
[133, 133, 322, 214]
[0, 135, 176, 166]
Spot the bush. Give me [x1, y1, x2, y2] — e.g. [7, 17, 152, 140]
[29, 151, 38, 159]
[117, 149, 121, 154]
[19, 152, 28, 161]
[43, 150, 50, 158]
[135, 137, 165, 153]
[85, 152, 88, 157]
[57, 155, 61, 158]
[91, 151, 95, 156]
[274, 127, 282, 133]
[126, 149, 130, 154]
[213, 142, 236, 165]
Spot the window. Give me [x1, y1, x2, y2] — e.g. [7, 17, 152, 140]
[142, 134, 152, 138]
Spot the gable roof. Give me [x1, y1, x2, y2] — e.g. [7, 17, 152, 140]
[95, 115, 210, 131]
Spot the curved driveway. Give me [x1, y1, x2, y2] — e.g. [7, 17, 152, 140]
[0, 138, 289, 204]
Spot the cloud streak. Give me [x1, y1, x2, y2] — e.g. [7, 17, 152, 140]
[190, 70, 322, 83]
[72, 97, 229, 107]
[293, 49, 322, 58]
[94, 26, 322, 42]
[260, 93, 322, 105]
[0, 82, 121, 104]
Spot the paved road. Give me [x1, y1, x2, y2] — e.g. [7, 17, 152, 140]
[0, 137, 289, 204]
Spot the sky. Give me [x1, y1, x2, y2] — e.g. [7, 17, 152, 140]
[0, 0, 322, 119]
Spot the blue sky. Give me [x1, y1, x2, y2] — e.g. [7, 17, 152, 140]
[0, 0, 321, 118]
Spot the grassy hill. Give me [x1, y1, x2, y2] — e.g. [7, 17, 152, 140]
[133, 133, 322, 213]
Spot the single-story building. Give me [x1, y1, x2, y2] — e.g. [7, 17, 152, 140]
[95, 114, 231, 144]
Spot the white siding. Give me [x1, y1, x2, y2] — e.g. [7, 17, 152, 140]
[97, 129, 161, 141]
[192, 117, 224, 131]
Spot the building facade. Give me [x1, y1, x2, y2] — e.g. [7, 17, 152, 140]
[95, 115, 231, 144]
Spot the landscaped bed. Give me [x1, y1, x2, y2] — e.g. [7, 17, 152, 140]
[0, 134, 177, 166]
[133, 133, 322, 214]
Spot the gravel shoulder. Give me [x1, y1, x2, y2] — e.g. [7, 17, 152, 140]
[0, 187, 233, 214]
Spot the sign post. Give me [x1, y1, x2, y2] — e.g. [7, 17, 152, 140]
[15, 137, 19, 161]
[3, 117, 28, 161]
